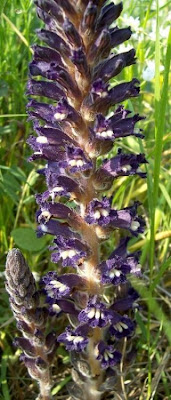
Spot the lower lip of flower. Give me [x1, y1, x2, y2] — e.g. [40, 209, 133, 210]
[49, 281, 67, 291]
[130, 221, 140, 231]
[67, 335, 84, 344]
[93, 209, 109, 219]
[61, 249, 77, 260]
[69, 159, 84, 167]
[109, 269, 121, 278]
[114, 321, 128, 332]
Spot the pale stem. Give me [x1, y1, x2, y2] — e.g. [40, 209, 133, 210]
[120, 338, 128, 400]
[38, 376, 52, 400]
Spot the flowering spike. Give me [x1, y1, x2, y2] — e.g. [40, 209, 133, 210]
[5, 249, 55, 399]
[6, 1, 147, 399]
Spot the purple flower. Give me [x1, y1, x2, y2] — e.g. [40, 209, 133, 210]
[110, 202, 145, 236]
[93, 49, 136, 82]
[110, 26, 132, 47]
[58, 326, 89, 352]
[31, 44, 64, 65]
[111, 288, 139, 312]
[91, 79, 109, 100]
[100, 256, 131, 286]
[96, 2, 123, 31]
[27, 79, 65, 101]
[41, 271, 87, 316]
[100, 240, 141, 285]
[93, 107, 145, 141]
[78, 296, 112, 328]
[42, 272, 74, 300]
[27, 99, 55, 124]
[96, 341, 121, 369]
[71, 48, 89, 76]
[36, 174, 80, 203]
[85, 198, 112, 225]
[52, 98, 82, 127]
[36, 161, 81, 203]
[100, 151, 147, 178]
[63, 18, 82, 48]
[50, 236, 89, 267]
[35, 0, 64, 24]
[85, 200, 145, 236]
[59, 145, 93, 174]
[109, 313, 135, 339]
[110, 78, 140, 105]
[109, 106, 145, 138]
[93, 152, 147, 191]
[36, 28, 70, 58]
[36, 219, 75, 239]
[36, 202, 76, 228]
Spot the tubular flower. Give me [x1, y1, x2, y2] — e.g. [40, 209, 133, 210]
[6, 1, 146, 399]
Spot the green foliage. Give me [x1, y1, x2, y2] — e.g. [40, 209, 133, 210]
[11, 228, 47, 252]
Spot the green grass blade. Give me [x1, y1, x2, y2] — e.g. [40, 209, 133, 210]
[130, 277, 171, 346]
[153, 27, 171, 205]
[151, 257, 171, 291]
[51, 375, 71, 395]
[1, 356, 10, 400]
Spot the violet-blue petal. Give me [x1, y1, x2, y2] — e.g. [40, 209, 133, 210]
[100, 257, 131, 286]
[109, 313, 135, 339]
[36, 175, 81, 203]
[36, 219, 75, 238]
[33, 124, 75, 146]
[110, 26, 132, 47]
[85, 198, 112, 226]
[111, 237, 130, 258]
[96, 152, 147, 180]
[36, 28, 70, 58]
[57, 325, 89, 352]
[111, 288, 139, 312]
[110, 203, 145, 236]
[71, 48, 89, 77]
[52, 0, 76, 20]
[37, 202, 76, 227]
[93, 109, 144, 141]
[96, 341, 121, 369]
[96, 2, 123, 31]
[59, 145, 93, 173]
[93, 49, 136, 82]
[42, 271, 86, 301]
[57, 299, 79, 316]
[53, 98, 82, 126]
[51, 236, 89, 267]
[109, 111, 145, 138]
[78, 296, 112, 328]
[35, 0, 64, 23]
[110, 78, 140, 105]
[91, 78, 109, 101]
[27, 99, 55, 124]
[32, 44, 63, 65]
[29, 60, 80, 97]
[81, 2, 98, 33]
[27, 79, 65, 101]
[63, 18, 82, 48]
[100, 238, 141, 284]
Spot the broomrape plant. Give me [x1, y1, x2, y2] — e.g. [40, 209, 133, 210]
[5, 1, 147, 399]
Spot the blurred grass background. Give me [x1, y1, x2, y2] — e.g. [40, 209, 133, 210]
[0, 0, 170, 399]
